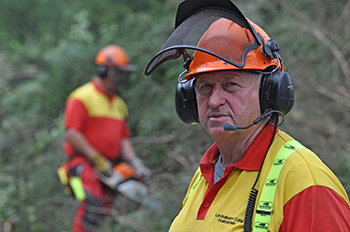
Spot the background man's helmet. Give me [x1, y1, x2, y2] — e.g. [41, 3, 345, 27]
[95, 45, 136, 72]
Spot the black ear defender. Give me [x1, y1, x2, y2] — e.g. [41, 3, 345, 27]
[175, 70, 294, 125]
[259, 38, 294, 116]
[97, 65, 109, 78]
[175, 78, 199, 124]
[259, 71, 294, 116]
[175, 71, 294, 124]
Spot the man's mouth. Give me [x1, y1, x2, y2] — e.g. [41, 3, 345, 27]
[209, 112, 229, 118]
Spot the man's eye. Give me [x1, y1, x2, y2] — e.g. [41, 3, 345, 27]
[223, 82, 237, 91]
[198, 84, 212, 95]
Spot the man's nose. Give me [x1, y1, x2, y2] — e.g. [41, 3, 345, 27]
[208, 85, 226, 108]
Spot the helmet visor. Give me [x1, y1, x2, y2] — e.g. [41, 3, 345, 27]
[145, 9, 261, 75]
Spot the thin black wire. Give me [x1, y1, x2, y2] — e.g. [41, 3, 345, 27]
[243, 121, 278, 232]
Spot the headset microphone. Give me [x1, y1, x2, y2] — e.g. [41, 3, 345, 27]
[223, 117, 264, 131]
[223, 110, 283, 131]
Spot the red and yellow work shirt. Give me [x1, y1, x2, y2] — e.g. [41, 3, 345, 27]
[63, 79, 130, 161]
[169, 125, 350, 231]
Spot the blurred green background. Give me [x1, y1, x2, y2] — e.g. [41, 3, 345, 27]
[0, 0, 349, 231]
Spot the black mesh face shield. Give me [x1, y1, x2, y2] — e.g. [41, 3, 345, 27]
[145, 1, 263, 76]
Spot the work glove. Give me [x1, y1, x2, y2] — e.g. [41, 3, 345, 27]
[130, 158, 151, 179]
[89, 152, 113, 177]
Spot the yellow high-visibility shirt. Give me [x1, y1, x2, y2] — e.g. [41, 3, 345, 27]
[169, 125, 350, 232]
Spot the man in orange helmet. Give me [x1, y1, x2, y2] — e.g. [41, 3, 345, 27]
[63, 45, 150, 232]
[145, 0, 350, 231]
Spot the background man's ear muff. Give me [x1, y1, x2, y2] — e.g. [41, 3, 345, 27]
[259, 71, 294, 115]
[175, 78, 199, 124]
[97, 65, 109, 78]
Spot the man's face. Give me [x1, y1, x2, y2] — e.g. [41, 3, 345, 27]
[195, 70, 262, 140]
[108, 66, 130, 88]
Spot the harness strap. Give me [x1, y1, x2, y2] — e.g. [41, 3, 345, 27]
[252, 140, 306, 231]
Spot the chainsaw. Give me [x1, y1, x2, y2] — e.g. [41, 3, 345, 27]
[97, 162, 149, 204]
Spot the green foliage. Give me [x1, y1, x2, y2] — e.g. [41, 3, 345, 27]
[0, 0, 349, 231]
[0, 173, 19, 222]
[337, 152, 350, 193]
[42, 42, 97, 116]
[0, 0, 68, 50]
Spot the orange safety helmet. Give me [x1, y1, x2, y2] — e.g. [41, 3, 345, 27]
[185, 18, 280, 79]
[145, 0, 284, 78]
[95, 45, 135, 72]
[146, 0, 294, 125]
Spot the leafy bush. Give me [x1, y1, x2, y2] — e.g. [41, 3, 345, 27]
[0, 0, 349, 231]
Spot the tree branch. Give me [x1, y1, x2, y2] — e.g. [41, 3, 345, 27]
[298, 24, 350, 84]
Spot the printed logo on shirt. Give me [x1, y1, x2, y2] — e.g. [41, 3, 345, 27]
[258, 201, 273, 210]
[254, 222, 269, 230]
[283, 144, 298, 150]
[215, 213, 243, 226]
[273, 158, 286, 166]
[265, 178, 277, 187]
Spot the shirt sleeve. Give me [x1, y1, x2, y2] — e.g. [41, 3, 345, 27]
[279, 185, 350, 231]
[64, 98, 88, 131]
[123, 122, 131, 138]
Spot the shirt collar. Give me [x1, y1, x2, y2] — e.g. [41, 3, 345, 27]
[200, 124, 277, 171]
[91, 78, 116, 99]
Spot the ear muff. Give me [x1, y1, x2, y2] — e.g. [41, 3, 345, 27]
[175, 71, 294, 124]
[97, 65, 109, 78]
[259, 71, 294, 115]
[175, 78, 199, 124]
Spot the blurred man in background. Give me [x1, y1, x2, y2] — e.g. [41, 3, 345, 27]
[62, 44, 150, 232]
[145, 0, 350, 231]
